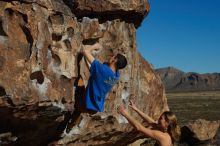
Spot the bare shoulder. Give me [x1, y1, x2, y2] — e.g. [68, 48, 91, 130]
[159, 132, 172, 146]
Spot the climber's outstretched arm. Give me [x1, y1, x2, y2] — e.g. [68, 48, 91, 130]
[82, 43, 103, 64]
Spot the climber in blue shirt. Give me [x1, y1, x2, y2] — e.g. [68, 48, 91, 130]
[82, 43, 127, 112]
[65, 43, 127, 133]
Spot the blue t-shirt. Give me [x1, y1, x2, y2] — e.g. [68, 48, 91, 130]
[85, 60, 120, 112]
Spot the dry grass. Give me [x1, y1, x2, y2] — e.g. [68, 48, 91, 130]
[167, 90, 220, 124]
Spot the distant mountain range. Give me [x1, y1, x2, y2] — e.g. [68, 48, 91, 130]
[155, 67, 220, 92]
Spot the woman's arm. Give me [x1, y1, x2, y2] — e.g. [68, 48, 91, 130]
[117, 105, 166, 142]
[129, 100, 156, 124]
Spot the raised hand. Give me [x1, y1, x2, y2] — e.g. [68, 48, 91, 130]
[81, 42, 103, 64]
[128, 99, 138, 111]
[92, 43, 103, 51]
[117, 105, 127, 115]
[83, 42, 103, 51]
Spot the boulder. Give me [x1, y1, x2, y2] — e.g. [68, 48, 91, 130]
[0, 0, 168, 145]
[181, 119, 220, 145]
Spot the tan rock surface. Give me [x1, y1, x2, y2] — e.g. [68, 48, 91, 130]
[0, 0, 168, 145]
[186, 119, 219, 141]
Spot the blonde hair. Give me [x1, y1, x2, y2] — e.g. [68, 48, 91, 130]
[162, 111, 181, 143]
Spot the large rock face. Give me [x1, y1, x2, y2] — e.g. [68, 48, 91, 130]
[0, 0, 168, 145]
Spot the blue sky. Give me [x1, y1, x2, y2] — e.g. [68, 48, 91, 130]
[136, 0, 220, 73]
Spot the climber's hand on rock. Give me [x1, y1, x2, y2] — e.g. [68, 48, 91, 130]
[117, 105, 128, 116]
